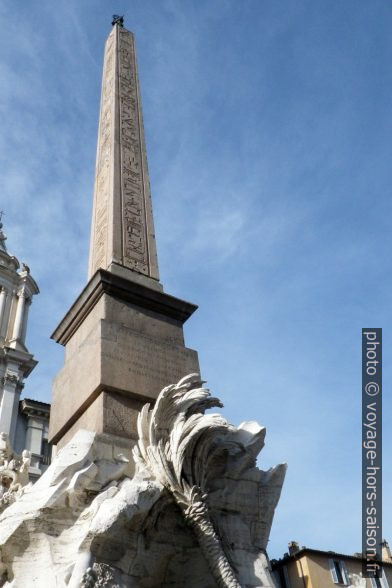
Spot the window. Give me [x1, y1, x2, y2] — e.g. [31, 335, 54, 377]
[329, 559, 350, 585]
[370, 568, 390, 588]
[40, 438, 51, 465]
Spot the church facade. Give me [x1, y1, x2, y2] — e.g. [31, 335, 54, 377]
[0, 222, 50, 479]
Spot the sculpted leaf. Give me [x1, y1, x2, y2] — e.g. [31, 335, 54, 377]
[133, 374, 242, 588]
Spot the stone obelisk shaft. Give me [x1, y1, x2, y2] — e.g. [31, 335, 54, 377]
[89, 24, 159, 283]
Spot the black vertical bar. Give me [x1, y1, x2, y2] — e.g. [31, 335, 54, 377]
[362, 328, 382, 579]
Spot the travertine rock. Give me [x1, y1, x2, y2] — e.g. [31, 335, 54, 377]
[0, 432, 31, 513]
[0, 377, 285, 587]
[351, 575, 366, 587]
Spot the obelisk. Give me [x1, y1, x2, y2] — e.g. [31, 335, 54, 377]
[49, 18, 200, 447]
[88, 16, 159, 286]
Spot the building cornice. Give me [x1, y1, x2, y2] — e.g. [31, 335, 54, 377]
[20, 398, 50, 418]
[271, 547, 392, 567]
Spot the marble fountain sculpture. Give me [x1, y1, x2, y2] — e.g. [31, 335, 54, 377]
[0, 375, 285, 587]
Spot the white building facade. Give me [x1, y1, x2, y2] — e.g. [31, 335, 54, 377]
[0, 221, 50, 478]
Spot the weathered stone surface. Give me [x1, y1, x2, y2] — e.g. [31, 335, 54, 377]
[49, 282, 199, 446]
[88, 24, 159, 284]
[0, 432, 31, 513]
[0, 376, 285, 587]
[351, 575, 366, 587]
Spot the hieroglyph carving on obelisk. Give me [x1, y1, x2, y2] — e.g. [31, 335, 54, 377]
[88, 23, 159, 281]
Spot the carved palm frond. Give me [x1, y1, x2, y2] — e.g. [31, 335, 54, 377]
[133, 374, 242, 588]
[134, 374, 230, 497]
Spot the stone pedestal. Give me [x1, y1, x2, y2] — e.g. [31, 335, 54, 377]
[49, 270, 199, 446]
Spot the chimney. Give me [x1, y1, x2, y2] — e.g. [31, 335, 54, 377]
[288, 541, 300, 556]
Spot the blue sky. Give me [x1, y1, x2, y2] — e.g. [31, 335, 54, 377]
[0, 0, 391, 561]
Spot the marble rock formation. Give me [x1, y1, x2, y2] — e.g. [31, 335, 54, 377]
[0, 375, 286, 587]
[0, 432, 31, 514]
[351, 575, 367, 587]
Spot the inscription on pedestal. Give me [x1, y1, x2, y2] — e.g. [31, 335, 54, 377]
[102, 323, 199, 398]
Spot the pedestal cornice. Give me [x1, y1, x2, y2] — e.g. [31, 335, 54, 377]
[51, 269, 198, 346]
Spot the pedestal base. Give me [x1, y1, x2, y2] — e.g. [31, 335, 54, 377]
[49, 270, 199, 446]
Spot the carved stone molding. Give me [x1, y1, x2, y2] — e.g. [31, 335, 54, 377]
[3, 371, 19, 386]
